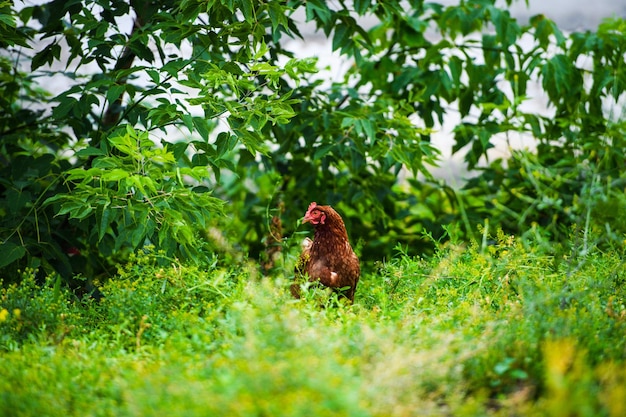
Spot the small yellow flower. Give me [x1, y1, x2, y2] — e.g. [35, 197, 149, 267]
[0, 308, 8, 322]
[13, 309, 20, 319]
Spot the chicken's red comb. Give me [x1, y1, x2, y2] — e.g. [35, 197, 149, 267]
[307, 202, 317, 212]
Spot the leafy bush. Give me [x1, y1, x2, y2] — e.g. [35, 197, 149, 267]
[2, 0, 626, 282]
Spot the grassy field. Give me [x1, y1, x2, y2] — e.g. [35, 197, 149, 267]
[1, 232, 625, 416]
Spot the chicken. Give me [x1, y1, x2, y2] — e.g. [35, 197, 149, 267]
[292, 202, 360, 302]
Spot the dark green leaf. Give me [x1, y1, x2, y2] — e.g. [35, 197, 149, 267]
[0, 242, 26, 268]
[332, 24, 351, 52]
[31, 42, 60, 70]
[52, 97, 79, 120]
[306, 0, 331, 25]
[354, 0, 370, 15]
[106, 84, 126, 104]
[76, 147, 106, 158]
[240, 0, 254, 23]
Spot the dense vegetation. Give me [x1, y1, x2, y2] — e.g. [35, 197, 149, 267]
[1, 0, 625, 279]
[1, 0, 625, 415]
[1, 234, 625, 416]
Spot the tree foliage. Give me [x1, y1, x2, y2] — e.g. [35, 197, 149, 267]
[1, 0, 625, 282]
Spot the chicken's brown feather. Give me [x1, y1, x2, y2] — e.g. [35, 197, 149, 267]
[292, 203, 360, 302]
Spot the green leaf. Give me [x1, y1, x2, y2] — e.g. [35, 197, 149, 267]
[65, 167, 103, 181]
[5, 189, 31, 212]
[332, 24, 351, 52]
[541, 54, 582, 109]
[146, 69, 160, 84]
[354, 0, 370, 15]
[162, 59, 187, 76]
[306, 0, 331, 25]
[268, 2, 288, 33]
[192, 117, 211, 141]
[109, 132, 138, 157]
[31, 42, 61, 70]
[489, 7, 519, 47]
[76, 147, 106, 158]
[222, 61, 243, 76]
[130, 221, 147, 248]
[0, 242, 26, 268]
[106, 84, 126, 104]
[43, 193, 68, 206]
[314, 143, 335, 160]
[52, 97, 78, 120]
[102, 168, 130, 182]
[216, 132, 237, 157]
[98, 203, 112, 242]
[57, 198, 89, 218]
[240, 0, 254, 23]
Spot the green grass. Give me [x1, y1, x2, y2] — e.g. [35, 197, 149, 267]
[1, 234, 625, 417]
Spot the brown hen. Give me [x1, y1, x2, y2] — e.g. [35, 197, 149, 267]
[292, 202, 360, 302]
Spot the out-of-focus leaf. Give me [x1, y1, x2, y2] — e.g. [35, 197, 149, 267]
[0, 242, 26, 268]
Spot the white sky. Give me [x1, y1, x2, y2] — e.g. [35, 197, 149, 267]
[293, 0, 626, 38]
[498, 0, 626, 30]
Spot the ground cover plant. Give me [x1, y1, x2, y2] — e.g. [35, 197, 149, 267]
[1, 232, 625, 416]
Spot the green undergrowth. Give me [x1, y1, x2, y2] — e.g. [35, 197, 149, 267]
[1, 234, 625, 417]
